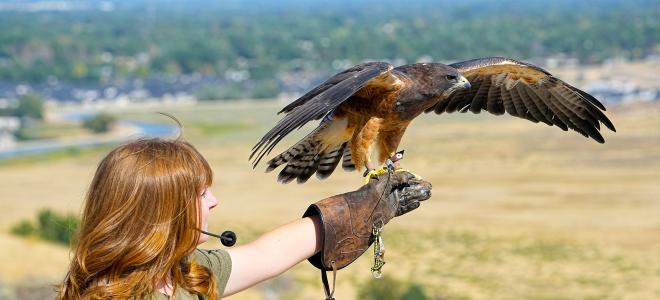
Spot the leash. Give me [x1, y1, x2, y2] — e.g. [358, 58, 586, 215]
[371, 221, 386, 278]
[318, 150, 404, 299]
[370, 150, 404, 278]
[321, 261, 337, 300]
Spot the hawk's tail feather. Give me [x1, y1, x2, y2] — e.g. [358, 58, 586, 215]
[265, 118, 355, 183]
[316, 142, 347, 179]
[341, 142, 356, 171]
[277, 144, 322, 184]
[266, 139, 351, 184]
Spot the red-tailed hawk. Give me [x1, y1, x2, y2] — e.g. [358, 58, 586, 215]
[250, 57, 616, 183]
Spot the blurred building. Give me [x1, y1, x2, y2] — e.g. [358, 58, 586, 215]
[0, 116, 19, 149]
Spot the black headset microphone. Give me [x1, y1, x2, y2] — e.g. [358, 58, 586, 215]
[200, 229, 237, 247]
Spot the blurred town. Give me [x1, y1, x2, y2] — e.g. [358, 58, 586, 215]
[0, 0, 658, 157]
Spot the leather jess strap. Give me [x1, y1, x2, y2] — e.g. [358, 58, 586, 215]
[320, 261, 337, 300]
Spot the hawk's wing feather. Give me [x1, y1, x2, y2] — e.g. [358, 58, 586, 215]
[250, 62, 394, 167]
[427, 57, 615, 143]
[277, 64, 385, 114]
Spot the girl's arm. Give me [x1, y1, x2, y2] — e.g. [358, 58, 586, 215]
[222, 171, 432, 297]
[223, 215, 322, 296]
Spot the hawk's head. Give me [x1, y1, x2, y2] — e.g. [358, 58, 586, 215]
[393, 63, 471, 118]
[417, 63, 471, 98]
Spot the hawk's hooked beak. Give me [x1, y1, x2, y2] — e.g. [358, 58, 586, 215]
[458, 75, 471, 90]
[441, 75, 472, 98]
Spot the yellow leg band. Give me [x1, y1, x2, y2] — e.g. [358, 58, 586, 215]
[363, 169, 389, 184]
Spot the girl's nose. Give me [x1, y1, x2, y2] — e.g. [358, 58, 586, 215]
[207, 190, 219, 209]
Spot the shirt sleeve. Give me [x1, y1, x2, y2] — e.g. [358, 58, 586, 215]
[192, 248, 233, 298]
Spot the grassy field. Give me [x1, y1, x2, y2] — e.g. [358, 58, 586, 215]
[13, 122, 88, 141]
[0, 99, 659, 299]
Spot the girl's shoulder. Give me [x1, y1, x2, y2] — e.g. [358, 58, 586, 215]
[191, 248, 233, 296]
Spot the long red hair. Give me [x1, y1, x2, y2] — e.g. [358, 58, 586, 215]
[58, 138, 218, 299]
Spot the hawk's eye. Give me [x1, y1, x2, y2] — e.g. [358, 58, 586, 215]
[445, 75, 457, 81]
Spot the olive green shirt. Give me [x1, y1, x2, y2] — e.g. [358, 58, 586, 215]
[152, 248, 232, 299]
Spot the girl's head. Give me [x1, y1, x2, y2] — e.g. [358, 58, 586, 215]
[59, 138, 218, 299]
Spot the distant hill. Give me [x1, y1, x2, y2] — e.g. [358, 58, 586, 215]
[0, 0, 657, 97]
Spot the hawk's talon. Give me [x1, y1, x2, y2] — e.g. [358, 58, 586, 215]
[363, 168, 388, 185]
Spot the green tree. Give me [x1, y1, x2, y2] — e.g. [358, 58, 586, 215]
[194, 83, 246, 101]
[10, 220, 36, 237]
[83, 113, 116, 133]
[9, 208, 79, 246]
[401, 283, 428, 300]
[15, 93, 44, 120]
[357, 276, 405, 300]
[36, 209, 79, 245]
[250, 79, 279, 99]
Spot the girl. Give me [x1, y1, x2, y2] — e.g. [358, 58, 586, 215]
[58, 137, 431, 299]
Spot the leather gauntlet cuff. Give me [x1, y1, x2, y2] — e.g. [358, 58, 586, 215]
[302, 171, 431, 272]
[302, 195, 376, 271]
[302, 172, 431, 300]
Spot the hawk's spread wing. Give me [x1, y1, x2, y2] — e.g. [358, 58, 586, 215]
[250, 62, 396, 167]
[427, 57, 615, 143]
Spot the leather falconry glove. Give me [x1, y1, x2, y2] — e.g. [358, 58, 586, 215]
[303, 171, 432, 272]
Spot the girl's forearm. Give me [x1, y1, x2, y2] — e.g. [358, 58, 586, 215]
[224, 215, 322, 296]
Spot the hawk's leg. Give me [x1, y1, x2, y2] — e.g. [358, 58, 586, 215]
[363, 150, 421, 185]
[385, 150, 422, 180]
[374, 122, 419, 178]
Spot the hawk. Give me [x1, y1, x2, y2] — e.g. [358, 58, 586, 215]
[250, 57, 616, 183]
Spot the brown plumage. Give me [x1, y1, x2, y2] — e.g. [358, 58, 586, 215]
[250, 57, 616, 184]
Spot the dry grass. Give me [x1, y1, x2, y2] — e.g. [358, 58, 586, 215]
[0, 98, 659, 299]
[550, 60, 660, 89]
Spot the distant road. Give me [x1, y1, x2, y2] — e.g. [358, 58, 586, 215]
[0, 112, 178, 160]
